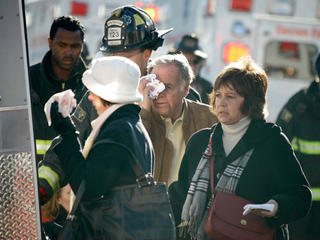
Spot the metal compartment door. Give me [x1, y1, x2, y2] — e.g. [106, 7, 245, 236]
[0, 0, 41, 239]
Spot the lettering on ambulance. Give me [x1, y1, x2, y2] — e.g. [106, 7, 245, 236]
[311, 28, 320, 39]
[276, 24, 308, 37]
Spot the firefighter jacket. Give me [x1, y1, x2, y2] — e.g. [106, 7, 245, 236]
[29, 50, 87, 163]
[276, 80, 320, 201]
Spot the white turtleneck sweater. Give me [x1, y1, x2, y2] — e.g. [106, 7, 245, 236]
[221, 116, 251, 156]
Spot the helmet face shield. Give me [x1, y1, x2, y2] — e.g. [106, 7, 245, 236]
[100, 6, 172, 53]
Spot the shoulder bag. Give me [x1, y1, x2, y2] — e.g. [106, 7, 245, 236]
[58, 123, 176, 240]
[203, 136, 275, 240]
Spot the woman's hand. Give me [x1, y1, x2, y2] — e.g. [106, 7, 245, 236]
[251, 199, 279, 218]
[50, 101, 76, 136]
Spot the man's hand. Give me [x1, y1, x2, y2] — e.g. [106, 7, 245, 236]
[138, 75, 154, 111]
[50, 101, 76, 136]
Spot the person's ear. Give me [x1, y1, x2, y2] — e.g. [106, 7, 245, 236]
[183, 83, 190, 97]
[144, 49, 152, 63]
[48, 37, 53, 50]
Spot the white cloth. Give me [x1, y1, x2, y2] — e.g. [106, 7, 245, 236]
[243, 203, 275, 215]
[221, 116, 251, 156]
[143, 74, 165, 99]
[44, 89, 77, 126]
[82, 103, 125, 158]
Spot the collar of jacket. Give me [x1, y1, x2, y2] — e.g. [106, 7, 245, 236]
[101, 104, 141, 127]
[212, 119, 280, 166]
[42, 50, 87, 84]
[150, 98, 189, 125]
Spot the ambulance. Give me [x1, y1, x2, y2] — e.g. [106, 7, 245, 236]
[201, 0, 320, 121]
[24, 0, 320, 122]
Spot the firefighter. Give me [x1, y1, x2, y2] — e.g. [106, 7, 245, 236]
[38, 5, 172, 205]
[169, 33, 213, 104]
[30, 16, 87, 164]
[276, 52, 320, 240]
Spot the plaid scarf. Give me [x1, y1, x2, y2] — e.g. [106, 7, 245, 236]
[179, 130, 214, 240]
[179, 127, 253, 240]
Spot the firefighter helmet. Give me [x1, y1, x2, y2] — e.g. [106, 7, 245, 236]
[100, 5, 172, 53]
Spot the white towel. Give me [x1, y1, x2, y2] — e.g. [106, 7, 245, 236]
[44, 89, 77, 126]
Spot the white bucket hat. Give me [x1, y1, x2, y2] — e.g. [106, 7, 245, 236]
[82, 56, 143, 103]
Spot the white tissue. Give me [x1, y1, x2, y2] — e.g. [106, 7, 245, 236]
[242, 203, 275, 216]
[44, 89, 77, 126]
[144, 74, 165, 99]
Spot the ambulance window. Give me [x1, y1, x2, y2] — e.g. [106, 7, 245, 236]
[264, 41, 318, 80]
[268, 0, 295, 16]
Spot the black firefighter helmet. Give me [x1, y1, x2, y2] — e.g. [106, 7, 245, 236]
[100, 5, 172, 53]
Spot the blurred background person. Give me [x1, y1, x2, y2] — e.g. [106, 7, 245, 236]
[169, 56, 311, 240]
[276, 53, 320, 240]
[169, 33, 213, 104]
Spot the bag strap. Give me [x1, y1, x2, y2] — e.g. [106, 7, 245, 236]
[94, 122, 154, 187]
[208, 126, 216, 199]
[65, 180, 86, 222]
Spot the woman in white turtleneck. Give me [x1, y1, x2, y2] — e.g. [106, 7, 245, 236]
[170, 56, 311, 240]
[221, 116, 250, 156]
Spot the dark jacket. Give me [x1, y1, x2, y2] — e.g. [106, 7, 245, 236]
[169, 120, 312, 240]
[191, 75, 213, 104]
[30, 50, 87, 163]
[42, 207, 68, 240]
[186, 86, 202, 102]
[53, 104, 154, 199]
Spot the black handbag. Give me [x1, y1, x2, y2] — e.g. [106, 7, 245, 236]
[58, 123, 176, 240]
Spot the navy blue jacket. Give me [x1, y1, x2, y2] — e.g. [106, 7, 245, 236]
[53, 104, 154, 199]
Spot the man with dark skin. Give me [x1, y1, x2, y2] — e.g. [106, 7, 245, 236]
[29, 15, 87, 164]
[49, 28, 83, 80]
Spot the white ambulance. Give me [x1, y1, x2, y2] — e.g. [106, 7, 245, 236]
[200, 0, 320, 121]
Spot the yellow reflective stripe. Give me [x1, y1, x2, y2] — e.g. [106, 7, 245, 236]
[311, 188, 320, 201]
[291, 137, 320, 155]
[38, 166, 60, 194]
[36, 139, 52, 155]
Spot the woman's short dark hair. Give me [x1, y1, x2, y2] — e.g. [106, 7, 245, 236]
[209, 56, 268, 120]
[49, 15, 85, 41]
